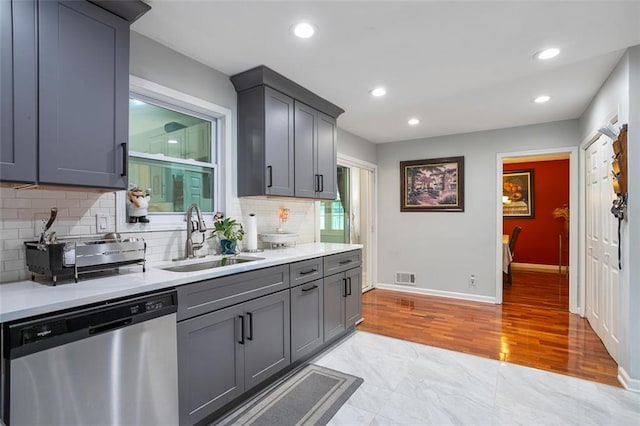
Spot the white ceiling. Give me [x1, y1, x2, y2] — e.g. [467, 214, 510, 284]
[132, 1, 640, 144]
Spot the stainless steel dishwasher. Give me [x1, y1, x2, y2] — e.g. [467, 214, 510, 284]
[1, 289, 179, 426]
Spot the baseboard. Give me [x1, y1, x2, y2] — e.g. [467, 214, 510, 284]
[618, 366, 640, 392]
[375, 283, 496, 304]
[511, 262, 567, 272]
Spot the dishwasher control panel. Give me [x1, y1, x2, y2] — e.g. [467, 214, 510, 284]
[5, 290, 177, 359]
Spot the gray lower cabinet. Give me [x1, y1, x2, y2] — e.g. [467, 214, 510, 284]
[177, 302, 245, 425]
[290, 279, 324, 362]
[242, 290, 291, 390]
[324, 267, 362, 342]
[345, 267, 363, 328]
[323, 272, 347, 341]
[177, 289, 290, 425]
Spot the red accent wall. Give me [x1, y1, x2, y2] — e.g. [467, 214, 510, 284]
[503, 159, 569, 265]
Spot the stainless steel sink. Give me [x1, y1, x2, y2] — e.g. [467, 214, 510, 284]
[161, 256, 264, 273]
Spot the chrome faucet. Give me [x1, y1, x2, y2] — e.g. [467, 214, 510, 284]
[185, 203, 207, 258]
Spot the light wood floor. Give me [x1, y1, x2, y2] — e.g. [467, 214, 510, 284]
[358, 270, 620, 387]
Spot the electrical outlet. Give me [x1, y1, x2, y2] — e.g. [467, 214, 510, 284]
[469, 274, 477, 286]
[96, 214, 109, 232]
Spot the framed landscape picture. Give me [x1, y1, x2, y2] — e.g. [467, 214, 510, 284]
[503, 169, 534, 218]
[400, 156, 464, 212]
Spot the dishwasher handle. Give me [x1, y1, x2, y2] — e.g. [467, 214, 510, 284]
[89, 318, 133, 335]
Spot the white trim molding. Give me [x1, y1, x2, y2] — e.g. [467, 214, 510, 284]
[496, 146, 579, 313]
[376, 283, 496, 304]
[618, 366, 640, 392]
[326, 152, 378, 291]
[511, 262, 566, 272]
[117, 75, 233, 233]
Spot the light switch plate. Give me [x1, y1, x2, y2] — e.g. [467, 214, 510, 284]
[96, 214, 109, 232]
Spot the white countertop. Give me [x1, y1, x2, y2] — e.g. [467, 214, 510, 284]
[0, 243, 362, 323]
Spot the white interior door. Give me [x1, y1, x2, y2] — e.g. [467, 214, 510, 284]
[585, 134, 620, 362]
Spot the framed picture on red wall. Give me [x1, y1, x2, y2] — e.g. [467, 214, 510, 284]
[503, 170, 534, 218]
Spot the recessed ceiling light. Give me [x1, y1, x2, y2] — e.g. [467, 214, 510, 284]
[167, 139, 179, 144]
[292, 22, 315, 39]
[535, 48, 560, 60]
[533, 95, 551, 104]
[408, 118, 420, 126]
[370, 87, 386, 97]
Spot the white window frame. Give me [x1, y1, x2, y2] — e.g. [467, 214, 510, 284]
[116, 76, 232, 233]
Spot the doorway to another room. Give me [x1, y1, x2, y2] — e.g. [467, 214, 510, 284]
[320, 157, 377, 292]
[501, 154, 571, 311]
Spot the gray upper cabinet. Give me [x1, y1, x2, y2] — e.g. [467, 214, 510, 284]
[236, 86, 294, 197]
[231, 65, 343, 200]
[293, 102, 337, 199]
[38, 0, 129, 189]
[316, 112, 338, 200]
[0, 0, 142, 189]
[294, 101, 317, 198]
[0, 0, 37, 183]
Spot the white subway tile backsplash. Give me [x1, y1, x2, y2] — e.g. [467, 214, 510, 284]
[18, 189, 60, 199]
[55, 199, 80, 208]
[0, 189, 320, 284]
[65, 192, 89, 199]
[0, 209, 18, 219]
[4, 199, 31, 209]
[3, 239, 23, 251]
[0, 270, 22, 282]
[1, 250, 21, 261]
[3, 259, 25, 272]
[0, 229, 19, 239]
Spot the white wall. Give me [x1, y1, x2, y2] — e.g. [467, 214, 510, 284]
[578, 46, 640, 390]
[337, 128, 377, 165]
[376, 120, 579, 300]
[624, 45, 640, 387]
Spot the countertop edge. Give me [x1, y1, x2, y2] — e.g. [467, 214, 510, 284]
[0, 243, 362, 323]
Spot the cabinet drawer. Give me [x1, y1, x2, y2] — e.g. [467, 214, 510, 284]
[323, 250, 361, 276]
[177, 265, 289, 321]
[289, 257, 323, 287]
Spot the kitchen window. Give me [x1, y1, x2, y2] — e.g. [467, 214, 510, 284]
[128, 97, 216, 213]
[116, 76, 232, 232]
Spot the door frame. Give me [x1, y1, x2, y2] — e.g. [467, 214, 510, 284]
[316, 153, 378, 291]
[495, 146, 579, 312]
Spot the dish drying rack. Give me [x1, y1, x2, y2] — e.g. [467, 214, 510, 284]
[25, 236, 146, 285]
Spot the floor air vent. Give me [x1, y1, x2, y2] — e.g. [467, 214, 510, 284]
[395, 272, 416, 286]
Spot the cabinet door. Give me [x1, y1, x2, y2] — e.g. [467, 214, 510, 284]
[316, 112, 337, 200]
[264, 87, 294, 196]
[38, 0, 129, 189]
[345, 267, 362, 328]
[243, 290, 291, 390]
[323, 272, 347, 341]
[294, 101, 318, 198]
[0, 0, 37, 183]
[177, 304, 245, 425]
[291, 279, 324, 362]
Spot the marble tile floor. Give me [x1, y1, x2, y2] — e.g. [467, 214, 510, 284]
[314, 331, 640, 425]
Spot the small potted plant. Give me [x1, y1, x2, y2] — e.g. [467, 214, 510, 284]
[211, 217, 245, 255]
